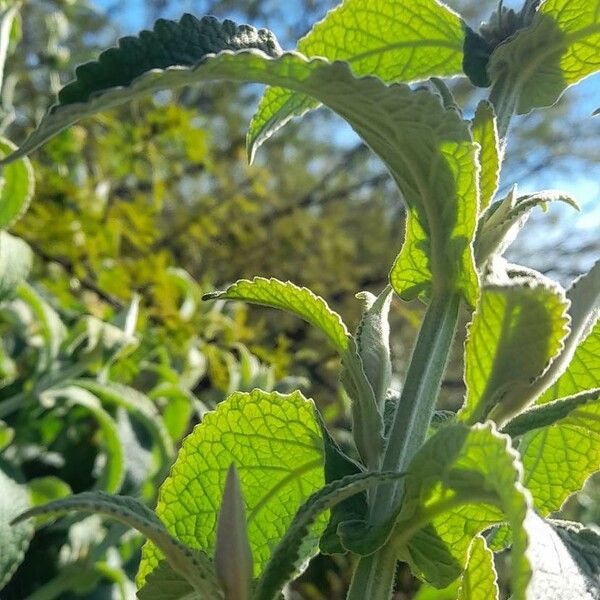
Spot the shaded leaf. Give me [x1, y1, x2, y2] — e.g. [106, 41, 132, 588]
[536, 260, 600, 402]
[525, 514, 600, 599]
[12, 491, 219, 596]
[475, 188, 578, 267]
[488, 0, 600, 114]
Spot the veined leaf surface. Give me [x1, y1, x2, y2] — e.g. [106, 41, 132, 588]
[248, 0, 465, 158]
[138, 389, 326, 586]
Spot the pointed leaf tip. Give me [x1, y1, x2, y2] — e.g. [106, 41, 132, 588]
[215, 464, 253, 600]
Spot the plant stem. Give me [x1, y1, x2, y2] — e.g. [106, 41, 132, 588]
[347, 292, 460, 600]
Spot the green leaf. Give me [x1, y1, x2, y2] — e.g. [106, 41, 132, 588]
[247, 0, 466, 158]
[475, 188, 578, 267]
[138, 389, 326, 586]
[0, 419, 13, 451]
[536, 260, 600, 402]
[0, 232, 32, 300]
[462, 25, 493, 88]
[214, 465, 253, 600]
[471, 101, 500, 212]
[316, 413, 366, 555]
[517, 391, 600, 514]
[0, 137, 34, 228]
[11, 491, 219, 596]
[17, 282, 66, 371]
[457, 536, 499, 600]
[396, 423, 531, 595]
[42, 385, 125, 493]
[137, 560, 198, 600]
[72, 378, 174, 482]
[524, 514, 600, 599]
[0, 463, 33, 590]
[459, 276, 569, 425]
[353, 286, 393, 405]
[3, 17, 479, 306]
[488, 0, 600, 115]
[204, 277, 350, 352]
[254, 471, 406, 600]
[28, 476, 72, 506]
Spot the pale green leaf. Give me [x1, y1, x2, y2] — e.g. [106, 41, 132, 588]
[459, 278, 569, 424]
[42, 385, 125, 493]
[353, 286, 393, 405]
[471, 101, 500, 213]
[138, 389, 326, 586]
[518, 391, 600, 514]
[12, 491, 219, 596]
[457, 536, 499, 600]
[388, 132, 479, 306]
[0, 232, 32, 300]
[475, 188, 578, 267]
[71, 379, 174, 482]
[524, 514, 600, 600]
[255, 470, 405, 600]
[536, 260, 600, 402]
[16, 282, 66, 371]
[247, 0, 466, 158]
[488, 0, 600, 114]
[396, 423, 531, 596]
[204, 277, 350, 352]
[28, 476, 71, 506]
[0, 137, 34, 228]
[0, 463, 33, 590]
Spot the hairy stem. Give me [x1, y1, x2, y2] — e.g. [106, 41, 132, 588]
[347, 292, 460, 600]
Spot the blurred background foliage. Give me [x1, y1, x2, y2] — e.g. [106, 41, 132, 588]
[0, 0, 598, 598]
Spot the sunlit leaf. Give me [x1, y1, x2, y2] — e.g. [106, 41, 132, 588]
[138, 389, 325, 585]
[248, 0, 465, 158]
[396, 423, 531, 596]
[457, 536, 499, 600]
[205, 277, 350, 352]
[460, 277, 569, 424]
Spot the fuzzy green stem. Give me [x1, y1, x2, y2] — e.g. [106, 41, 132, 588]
[347, 292, 460, 600]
